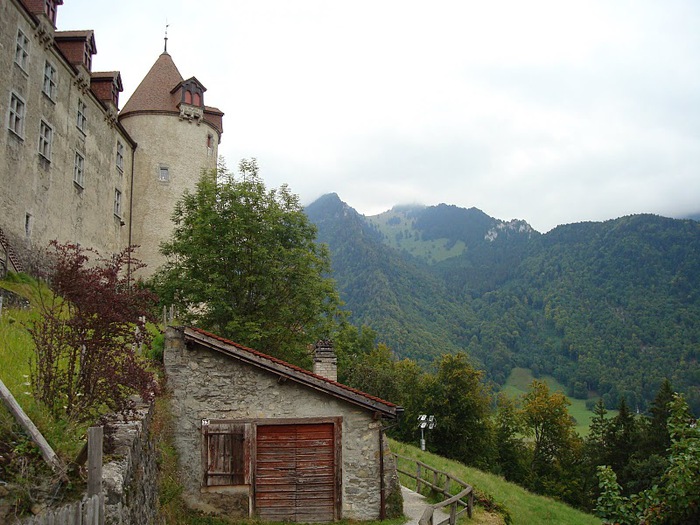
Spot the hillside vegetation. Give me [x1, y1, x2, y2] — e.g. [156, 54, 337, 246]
[502, 368, 618, 436]
[306, 194, 700, 412]
[390, 439, 601, 525]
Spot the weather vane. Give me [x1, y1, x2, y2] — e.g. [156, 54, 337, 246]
[164, 20, 170, 53]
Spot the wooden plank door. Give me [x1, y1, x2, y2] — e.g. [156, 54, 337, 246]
[255, 423, 336, 522]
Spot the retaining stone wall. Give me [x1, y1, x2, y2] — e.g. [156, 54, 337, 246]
[101, 402, 158, 525]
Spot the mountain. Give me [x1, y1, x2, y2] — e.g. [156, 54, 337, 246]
[305, 194, 700, 412]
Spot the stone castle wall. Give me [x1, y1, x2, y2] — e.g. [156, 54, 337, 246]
[1, 0, 134, 266]
[120, 112, 219, 276]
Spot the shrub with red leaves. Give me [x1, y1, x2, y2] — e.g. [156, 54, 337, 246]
[29, 241, 158, 422]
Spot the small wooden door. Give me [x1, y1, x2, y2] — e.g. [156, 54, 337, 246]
[255, 423, 336, 522]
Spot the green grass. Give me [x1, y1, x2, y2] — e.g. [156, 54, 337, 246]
[367, 211, 468, 264]
[502, 368, 617, 436]
[0, 276, 89, 461]
[390, 439, 600, 525]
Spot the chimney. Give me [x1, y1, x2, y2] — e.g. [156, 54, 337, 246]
[313, 340, 337, 382]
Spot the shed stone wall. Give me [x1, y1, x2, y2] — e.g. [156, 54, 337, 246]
[164, 327, 385, 521]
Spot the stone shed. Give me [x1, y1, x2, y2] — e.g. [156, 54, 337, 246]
[164, 326, 403, 522]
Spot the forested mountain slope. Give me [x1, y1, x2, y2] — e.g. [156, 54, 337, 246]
[305, 194, 700, 411]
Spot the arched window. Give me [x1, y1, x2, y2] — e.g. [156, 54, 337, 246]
[185, 90, 192, 104]
[193, 92, 201, 106]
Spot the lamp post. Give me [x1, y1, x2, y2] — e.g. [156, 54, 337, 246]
[417, 414, 436, 451]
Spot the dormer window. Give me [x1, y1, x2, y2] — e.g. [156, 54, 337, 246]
[111, 80, 119, 106]
[45, 0, 58, 26]
[84, 43, 92, 70]
[175, 77, 206, 108]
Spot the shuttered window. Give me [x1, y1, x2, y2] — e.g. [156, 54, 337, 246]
[202, 421, 248, 486]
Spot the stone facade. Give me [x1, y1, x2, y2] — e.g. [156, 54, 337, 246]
[164, 327, 402, 521]
[120, 111, 218, 273]
[1, 0, 223, 276]
[1, 0, 133, 267]
[102, 403, 159, 525]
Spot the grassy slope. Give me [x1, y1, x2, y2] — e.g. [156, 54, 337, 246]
[502, 367, 618, 437]
[0, 277, 86, 460]
[390, 439, 600, 525]
[367, 210, 468, 263]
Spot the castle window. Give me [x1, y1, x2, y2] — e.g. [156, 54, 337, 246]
[114, 189, 122, 218]
[15, 29, 30, 70]
[159, 166, 170, 182]
[83, 43, 92, 71]
[44, 0, 58, 26]
[111, 81, 119, 106]
[193, 92, 201, 106]
[116, 141, 124, 171]
[25, 213, 32, 238]
[77, 99, 87, 133]
[8, 93, 26, 138]
[185, 91, 192, 104]
[73, 152, 85, 187]
[39, 120, 53, 160]
[43, 61, 58, 100]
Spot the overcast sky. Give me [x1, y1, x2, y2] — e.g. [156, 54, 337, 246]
[59, 0, 700, 232]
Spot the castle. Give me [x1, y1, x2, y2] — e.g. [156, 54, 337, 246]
[1, 0, 224, 277]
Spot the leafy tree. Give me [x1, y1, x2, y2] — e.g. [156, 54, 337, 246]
[421, 353, 495, 470]
[521, 380, 579, 497]
[596, 394, 700, 524]
[154, 159, 340, 364]
[29, 242, 156, 422]
[494, 393, 529, 483]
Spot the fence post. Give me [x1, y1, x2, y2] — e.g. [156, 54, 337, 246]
[87, 426, 104, 525]
[443, 475, 452, 497]
[416, 463, 422, 493]
[450, 501, 458, 525]
[467, 490, 474, 518]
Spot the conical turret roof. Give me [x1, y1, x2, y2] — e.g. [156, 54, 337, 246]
[120, 52, 183, 116]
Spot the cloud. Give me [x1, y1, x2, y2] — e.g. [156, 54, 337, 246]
[60, 0, 700, 232]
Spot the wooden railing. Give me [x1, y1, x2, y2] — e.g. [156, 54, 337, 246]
[394, 453, 474, 525]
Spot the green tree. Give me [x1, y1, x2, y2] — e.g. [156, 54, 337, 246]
[154, 159, 340, 365]
[596, 394, 700, 524]
[421, 353, 495, 470]
[521, 380, 580, 498]
[644, 378, 674, 456]
[607, 398, 640, 487]
[494, 393, 529, 483]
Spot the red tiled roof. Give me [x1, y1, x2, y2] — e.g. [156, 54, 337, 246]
[184, 326, 400, 415]
[120, 52, 183, 116]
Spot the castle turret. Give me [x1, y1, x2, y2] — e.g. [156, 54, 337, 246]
[119, 50, 224, 276]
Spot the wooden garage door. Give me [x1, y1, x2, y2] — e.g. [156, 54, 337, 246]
[255, 423, 336, 522]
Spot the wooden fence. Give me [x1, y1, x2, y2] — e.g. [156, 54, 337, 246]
[19, 494, 103, 525]
[394, 453, 474, 525]
[17, 427, 105, 525]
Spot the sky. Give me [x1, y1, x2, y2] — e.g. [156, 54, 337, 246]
[58, 0, 700, 232]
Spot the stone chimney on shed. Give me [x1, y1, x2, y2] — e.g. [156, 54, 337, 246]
[313, 340, 337, 382]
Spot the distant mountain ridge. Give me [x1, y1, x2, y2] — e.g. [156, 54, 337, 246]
[305, 193, 700, 412]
